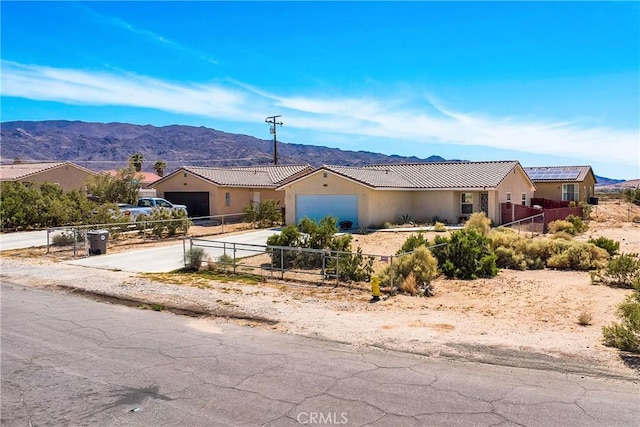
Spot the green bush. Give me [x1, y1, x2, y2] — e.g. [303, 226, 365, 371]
[622, 187, 640, 206]
[566, 214, 588, 233]
[52, 231, 77, 246]
[592, 253, 640, 288]
[397, 232, 428, 254]
[602, 279, 640, 353]
[433, 222, 447, 232]
[546, 241, 608, 271]
[548, 220, 576, 235]
[378, 246, 439, 291]
[588, 236, 620, 257]
[184, 247, 205, 270]
[243, 199, 282, 228]
[431, 229, 498, 280]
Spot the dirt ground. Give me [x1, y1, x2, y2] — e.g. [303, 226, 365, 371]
[5, 199, 640, 377]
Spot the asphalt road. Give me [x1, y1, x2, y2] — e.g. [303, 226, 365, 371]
[2, 283, 638, 427]
[0, 230, 48, 251]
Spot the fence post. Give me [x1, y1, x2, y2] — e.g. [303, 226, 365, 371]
[390, 255, 395, 294]
[73, 227, 77, 257]
[46, 229, 50, 254]
[280, 248, 284, 279]
[233, 243, 237, 274]
[221, 215, 225, 234]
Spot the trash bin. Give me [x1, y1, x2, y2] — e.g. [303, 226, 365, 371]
[88, 229, 109, 255]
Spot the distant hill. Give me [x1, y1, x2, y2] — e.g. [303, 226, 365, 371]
[0, 120, 453, 173]
[595, 176, 626, 186]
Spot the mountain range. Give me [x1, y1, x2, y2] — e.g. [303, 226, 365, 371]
[0, 120, 628, 185]
[0, 120, 451, 174]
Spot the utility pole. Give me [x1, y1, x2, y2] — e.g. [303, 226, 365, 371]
[265, 115, 283, 165]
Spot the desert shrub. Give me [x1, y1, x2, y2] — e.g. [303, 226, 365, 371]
[397, 232, 428, 254]
[579, 201, 592, 220]
[602, 279, 640, 353]
[184, 247, 205, 270]
[566, 214, 588, 233]
[464, 212, 492, 236]
[381, 222, 392, 229]
[400, 213, 412, 224]
[378, 246, 439, 292]
[551, 231, 574, 240]
[433, 222, 447, 232]
[431, 229, 497, 280]
[622, 187, 640, 206]
[267, 216, 370, 281]
[548, 220, 576, 235]
[329, 247, 375, 282]
[547, 241, 608, 271]
[494, 246, 527, 270]
[588, 236, 620, 256]
[243, 199, 282, 228]
[400, 273, 420, 296]
[592, 253, 640, 288]
[52, 232, 77, 246]
[578, 310, 593, 326]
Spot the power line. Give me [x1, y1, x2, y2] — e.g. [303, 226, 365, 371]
[265, 115, 283, 165]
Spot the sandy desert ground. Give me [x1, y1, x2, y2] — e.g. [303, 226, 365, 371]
[4, 199, 640, 377]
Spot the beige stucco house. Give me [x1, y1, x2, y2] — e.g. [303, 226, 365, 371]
[152, 164, 313, 217]
[277, 161, 536, 228]
[0, 161, 97, 191]
[523, 166, 597, 203]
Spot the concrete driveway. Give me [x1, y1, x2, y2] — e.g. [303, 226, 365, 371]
[65, 229, 280, 273]
[0, 230, 49, 251]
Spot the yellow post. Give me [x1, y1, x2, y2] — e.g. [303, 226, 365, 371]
[370, 275, 381, 302]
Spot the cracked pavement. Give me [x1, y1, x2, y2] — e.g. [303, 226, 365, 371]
[2, 282, 638, 426]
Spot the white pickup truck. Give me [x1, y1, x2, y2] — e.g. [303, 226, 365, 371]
[121, 197, 188, 220]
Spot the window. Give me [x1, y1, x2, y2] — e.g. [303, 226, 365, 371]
[562, 184, 578, 202]
[521, 193, 527, 206]
[506, 192, 512, 203]
[323, 172, 328, 178]
[461, 193, 473, 214]
[225, 192, 231, 207]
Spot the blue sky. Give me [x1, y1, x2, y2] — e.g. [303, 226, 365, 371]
[1, 1, 639, 179]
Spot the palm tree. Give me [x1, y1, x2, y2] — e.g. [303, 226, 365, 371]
[153, 160, 167, 177]
[129, 153, 144, 172]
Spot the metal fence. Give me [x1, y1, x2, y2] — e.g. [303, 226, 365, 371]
[188, 237, 447, 291]
[46, 212, 247, 257]
[497, 212, 545, 236]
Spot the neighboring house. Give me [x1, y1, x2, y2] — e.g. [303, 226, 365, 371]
[0, 161, 97, 191]
[103, 170, 161, 188]
[277, 161, 535, 228]
[152, 164, 314, 217]
[524, 166, 597, 203]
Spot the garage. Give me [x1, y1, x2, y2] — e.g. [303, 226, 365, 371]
[164, 192, 209, 218]
[295, 195, 358, 228]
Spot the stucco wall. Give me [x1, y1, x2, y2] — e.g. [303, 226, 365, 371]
[533, 177, 595, 203]
[281, 171, 371, 225]
[154, 171, 283, 216]
[20, 165, 95, 191]
[282, 166, 535, 227]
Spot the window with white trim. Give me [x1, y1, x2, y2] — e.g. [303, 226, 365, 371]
[225, 192, 231, 207]
[461, 193, 473, 214]
[506, 192, 512, 203]
[521, 193, 527, 206]
[562, 184, 579, 202]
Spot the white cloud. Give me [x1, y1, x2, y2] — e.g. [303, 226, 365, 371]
[2, 60, 637, 167]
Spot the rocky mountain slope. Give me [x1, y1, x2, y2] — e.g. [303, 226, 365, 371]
[1, 120, 450, 173]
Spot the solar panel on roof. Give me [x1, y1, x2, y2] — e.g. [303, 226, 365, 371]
[526, 169, 580, 180]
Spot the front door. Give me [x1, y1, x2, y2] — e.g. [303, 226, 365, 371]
[480, 192, 489, 215]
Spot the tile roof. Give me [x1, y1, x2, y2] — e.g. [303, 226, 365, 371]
[321, 161, 523, 189]
[181, 164, 313, 188]
[524, 166, 594, 183]
[0, 162, 95, 181]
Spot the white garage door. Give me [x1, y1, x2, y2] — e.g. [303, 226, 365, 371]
[295, 195, 358, 228]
